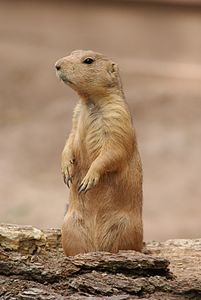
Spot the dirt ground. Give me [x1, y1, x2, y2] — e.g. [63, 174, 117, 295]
[0, 0, 200, 241]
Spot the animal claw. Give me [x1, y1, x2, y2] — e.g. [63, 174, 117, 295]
[78, 178, 96, 194]
[66, 177, 72, 188]
[63, 172, 72, 188]
[64, 174, 67, 185]
[78, 182, 85, 193]
[78, 170, 100, 194]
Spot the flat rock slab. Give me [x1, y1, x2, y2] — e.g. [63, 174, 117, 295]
[0, 224, 201, 299]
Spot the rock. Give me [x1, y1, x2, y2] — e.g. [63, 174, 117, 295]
[0, 223, 46, 254]
[0, 224, 201, 299]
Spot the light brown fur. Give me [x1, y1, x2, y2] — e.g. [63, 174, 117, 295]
[55, 50, 143, 256]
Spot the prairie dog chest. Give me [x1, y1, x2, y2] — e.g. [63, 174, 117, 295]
[74, 103, 105, 161]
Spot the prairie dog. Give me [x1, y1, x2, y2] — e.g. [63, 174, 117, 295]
[55, 50, 143, 256]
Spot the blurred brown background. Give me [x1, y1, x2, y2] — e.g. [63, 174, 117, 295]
[0, 0, 200, 241]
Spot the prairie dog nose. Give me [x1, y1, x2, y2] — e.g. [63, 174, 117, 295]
[55, 62, 61, 71]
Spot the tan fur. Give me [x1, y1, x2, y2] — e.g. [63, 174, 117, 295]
[55, 50, 143, 256]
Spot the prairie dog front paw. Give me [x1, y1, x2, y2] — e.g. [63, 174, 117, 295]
[78, 169, 100, 193]
[61, 151, 75, 188]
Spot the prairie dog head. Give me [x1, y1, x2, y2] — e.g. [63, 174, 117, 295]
[55, 50, 121, 99]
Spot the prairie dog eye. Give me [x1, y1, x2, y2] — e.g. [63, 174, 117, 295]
[83, 57, 94, 64]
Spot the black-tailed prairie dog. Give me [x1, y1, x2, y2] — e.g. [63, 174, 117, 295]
[55, 50, 143, 256]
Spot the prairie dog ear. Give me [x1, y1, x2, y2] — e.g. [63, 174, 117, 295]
[107, 62, 119, 76]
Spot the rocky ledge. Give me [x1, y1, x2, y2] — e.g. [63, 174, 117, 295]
[0, 223, 200, 300]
